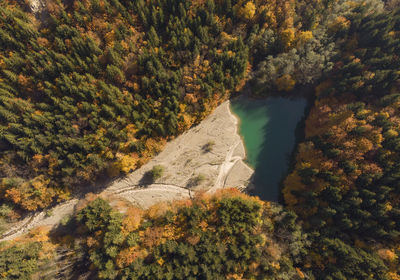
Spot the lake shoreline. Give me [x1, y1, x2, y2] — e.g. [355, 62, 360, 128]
[228, 97, 255, 169]
[1, 101, 254, 241]
[231, 95, 308, 202]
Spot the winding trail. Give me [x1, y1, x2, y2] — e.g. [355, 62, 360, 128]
[209, 141, 243, 192]
[0, 101, 253, 242]
[1, 200, 78, 242]
[209, 105, 244, 193]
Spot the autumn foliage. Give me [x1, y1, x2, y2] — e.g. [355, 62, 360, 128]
[283, 5, 400, 278]
[71, 189, 310, 279]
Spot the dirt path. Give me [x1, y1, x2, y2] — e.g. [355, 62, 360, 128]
[0, 101, 253, 242]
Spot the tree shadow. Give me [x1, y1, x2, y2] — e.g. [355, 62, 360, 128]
[48, 218, 97, 279]
[138, 171, 154, 186]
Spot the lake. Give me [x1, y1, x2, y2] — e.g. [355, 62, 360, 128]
[230, 96, 307, 201]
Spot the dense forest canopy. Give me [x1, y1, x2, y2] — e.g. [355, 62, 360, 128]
[1, 0, 400, 279]
[0, 0, 251, 212]
[282, 2, 400, 279]
[71, 190, 309, 280]
[0, 0, 324, 213]
[1, 189, 311, 279]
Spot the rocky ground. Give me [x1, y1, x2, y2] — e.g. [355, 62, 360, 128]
[29, 0, 45, 14]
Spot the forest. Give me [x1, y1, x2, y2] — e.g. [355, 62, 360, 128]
[1, 189, 311, 279]
[0, 0, 328, 212]
[0, 0, 252, 213]
[1, 0, 400, 279]
[282, 2, 400, 279]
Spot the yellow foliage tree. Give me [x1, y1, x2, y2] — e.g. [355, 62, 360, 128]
[279, 28, 296, 49]
[123, 207, 144, 233]
[283, 172, 304, 206]
[108, 153, 139, 176]
[328, 16, 351, 33]
[276, 74, 296, 91]
[239, 1, 256, 20]
[388, 272, 400, 280]
[116, 247, 142, 268]
[378, 249, 398, 262]
[3, 176, 57, 211]
[297, 31, 313, 47]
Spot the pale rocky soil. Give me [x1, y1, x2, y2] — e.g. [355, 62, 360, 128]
[29, 0, 45, 14]
[0, 101, 254, 241]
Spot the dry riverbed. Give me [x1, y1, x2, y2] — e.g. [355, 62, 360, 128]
[0, 101, 253, 241]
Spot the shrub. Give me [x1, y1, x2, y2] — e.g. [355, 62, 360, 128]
[150, 165, 164, 181]
[203, 141, 215, 152]
[188, 173, 206, 187]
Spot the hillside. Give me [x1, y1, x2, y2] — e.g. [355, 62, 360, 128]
[1, 0, 400, 279]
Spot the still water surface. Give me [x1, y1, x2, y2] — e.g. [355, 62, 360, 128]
[231, 96, 307, 201]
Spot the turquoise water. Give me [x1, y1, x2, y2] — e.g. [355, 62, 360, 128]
[231, 96, 307, 202]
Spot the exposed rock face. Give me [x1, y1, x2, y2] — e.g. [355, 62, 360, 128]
[0, 101, 253, 241]
[29, 0, 45, 14]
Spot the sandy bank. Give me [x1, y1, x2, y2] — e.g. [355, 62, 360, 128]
[104, 101, 254, 206]
[0, 101, 253, 241]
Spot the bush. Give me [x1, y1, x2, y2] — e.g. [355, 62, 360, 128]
[45, 210, 53, 217]
[188, 173, 206, 187]
[203, 141, 215, 152]
[60, 215, 72, 226]
[0, 204, 12, 218]
[150, 165, 164, 181]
